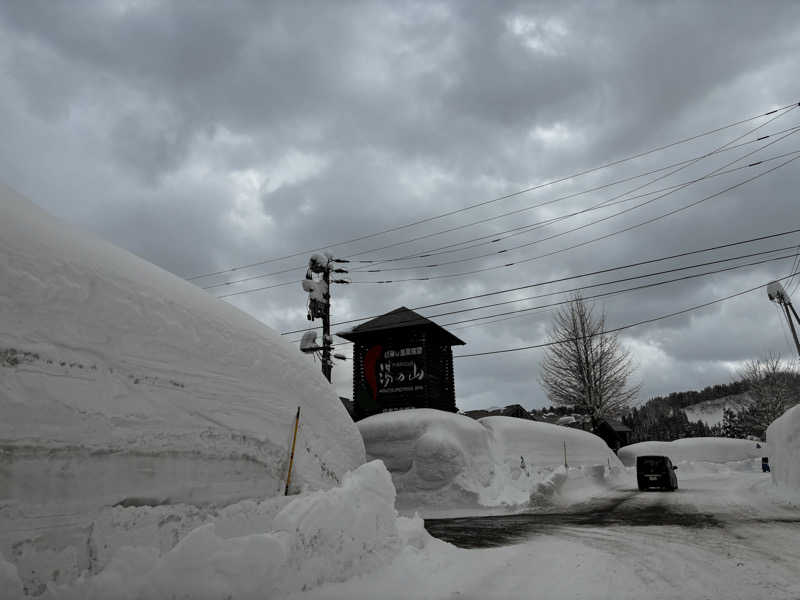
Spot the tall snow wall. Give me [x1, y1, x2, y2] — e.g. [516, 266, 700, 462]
[0, 183, 365, 588]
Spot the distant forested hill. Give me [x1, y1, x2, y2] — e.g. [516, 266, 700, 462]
[623, 380, 750, 442]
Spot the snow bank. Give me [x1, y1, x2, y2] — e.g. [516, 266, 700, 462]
[0, 184, 365, 590]
[618, 437, 765, 467]
[358, 410, 621, 508]
[48, 461, 403, 600]
[0, 555, 24, 600]
[766, 404, 800, 491]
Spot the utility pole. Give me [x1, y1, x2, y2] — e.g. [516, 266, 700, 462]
[300, 253, 349, 382]
[767, 281, 800, 357]
[321, 261, 332, 382]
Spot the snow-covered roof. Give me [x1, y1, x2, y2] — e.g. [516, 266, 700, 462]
[337, 307, 465, 345]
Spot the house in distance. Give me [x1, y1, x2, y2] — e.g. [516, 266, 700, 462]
[337, 307, 465, 421]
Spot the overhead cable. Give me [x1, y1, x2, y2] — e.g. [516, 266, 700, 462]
[185, 101, 799, 281]
[453, 271, 800, 358]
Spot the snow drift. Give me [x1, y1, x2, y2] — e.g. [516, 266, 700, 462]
[618, 437, 765, 467]
[766, 403, 800, 491]
[358, 409, 622, 507]
[0, 184, 365, 591]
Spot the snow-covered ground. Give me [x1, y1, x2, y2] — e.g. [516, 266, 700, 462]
[357, 410, 622, 510]
[0, 185, 365, 592]
[683, 392, 751, 427]
[617, 436, 765, 466]
[767, 404, 800, 494]
[10, 460, 794, 599]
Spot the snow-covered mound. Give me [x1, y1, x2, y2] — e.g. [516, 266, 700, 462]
[683, 393, 751, 427]
[618, 437, 765, 467]
[358, 409, 621, 507]
[766, 404, 800, 491]
[0, 184, 365, 589]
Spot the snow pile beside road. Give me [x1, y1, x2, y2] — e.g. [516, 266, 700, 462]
[36, 461, 403, 600]
[618, 437, 764, 467]
[0, 185, 365, 591]
[766, 404, 800, 491]
[358, 410, 621, 508]
[0, 555, 24, 600]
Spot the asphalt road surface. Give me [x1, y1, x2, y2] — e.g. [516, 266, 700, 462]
[425, 490, 724, 548]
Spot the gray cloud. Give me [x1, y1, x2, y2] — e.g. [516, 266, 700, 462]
[1, 0, 799, 412]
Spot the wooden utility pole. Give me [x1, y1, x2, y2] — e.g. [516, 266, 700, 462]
[321, 262, 332, 382]
[300, 254, 349, 383]
[285, 407, 301, 496]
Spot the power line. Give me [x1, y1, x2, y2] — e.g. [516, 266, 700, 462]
[437, 251, 797, 329]
[185, 101, 799, 281]
[295, 252, 798, 350]
[202, 125, 800, 290]
[218, 152, 800, 300]
[348, 110, 797, 269]
[281, 228, 800, 335]
[355, 131, 800, 265]
[453, 271, 800, 358]
[201, 122, 800, 290]
[349, 152, 800, 285]
[352, 147, 800, 275]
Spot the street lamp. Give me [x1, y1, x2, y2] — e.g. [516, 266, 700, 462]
[767, 281, 800, 357]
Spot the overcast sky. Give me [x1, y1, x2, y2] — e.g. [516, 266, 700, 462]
[2, 1, 800, 412]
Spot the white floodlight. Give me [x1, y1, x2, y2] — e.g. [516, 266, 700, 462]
[767, 281, 788, 303]
[300, 331, 321, 354]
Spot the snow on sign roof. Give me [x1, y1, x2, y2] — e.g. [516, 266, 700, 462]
[337, 306, 465, 346]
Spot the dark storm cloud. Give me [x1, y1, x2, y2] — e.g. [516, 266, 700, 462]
[1, 0, 799, 410]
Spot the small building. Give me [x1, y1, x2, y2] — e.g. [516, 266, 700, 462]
[337, 307, 465, 421]
[594, 418, 632, 452]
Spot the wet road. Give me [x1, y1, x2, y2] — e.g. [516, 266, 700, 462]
[424, 490, 725, 548]
[425, 471, 800, 552]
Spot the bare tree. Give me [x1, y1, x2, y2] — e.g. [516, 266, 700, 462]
[539, 295, 639, 428]
[723, 354, 800, 438]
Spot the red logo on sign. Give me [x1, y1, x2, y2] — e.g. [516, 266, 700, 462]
[364, 345, 383, 401]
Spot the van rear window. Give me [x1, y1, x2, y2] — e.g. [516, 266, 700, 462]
[638, 457, 666, 471]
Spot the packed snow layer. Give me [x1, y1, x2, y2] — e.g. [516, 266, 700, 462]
[766, 404, 800, 491]
[1, 461, 404, 600]
[0, 184, 365, 588]
[358, 410, 622, 507]
[683, 392, 751, 427]
[618, 437, 765, 467]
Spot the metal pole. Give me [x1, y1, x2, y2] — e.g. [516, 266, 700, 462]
[563, 440, 568, 468]
[285, 407, 301, 495]
[786, 299, 800, 330]
[782, 302, 800, 357]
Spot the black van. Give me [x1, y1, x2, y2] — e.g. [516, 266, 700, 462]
[636, 455, 678, 491]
